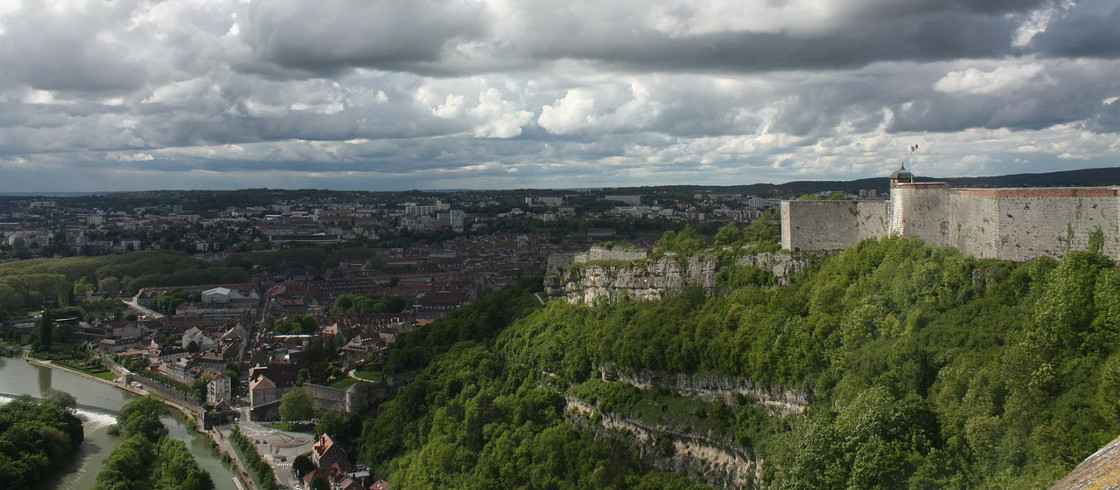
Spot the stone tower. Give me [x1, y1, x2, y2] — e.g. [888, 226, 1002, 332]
[888, 163, 950, 244]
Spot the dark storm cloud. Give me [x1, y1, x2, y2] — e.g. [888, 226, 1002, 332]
[238, 0, 490, 76]
[0, 0, 1117, 192]
[525, 10, 1018, 73]
[227, 0, 1079, 78]
[1086, 99, 1120, 133]
[1030, 0, 1120, 58]
[0, 1, 147, 93]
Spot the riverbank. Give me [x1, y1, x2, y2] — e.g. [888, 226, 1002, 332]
[22, 353, 253, 490]
[25, 352, 204, 427]
[22, 353, 147, 397]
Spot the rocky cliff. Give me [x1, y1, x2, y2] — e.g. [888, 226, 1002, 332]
[567, 395, 762, 489]
[545, 251, 814, 305]
[598, 364, 810, 417]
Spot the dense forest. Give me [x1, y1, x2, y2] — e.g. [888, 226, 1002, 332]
[0, 390, 84, 488]
[0, 251, 248, 320]
[93, 395, 214, 490]
[346, 237, 1120, 488]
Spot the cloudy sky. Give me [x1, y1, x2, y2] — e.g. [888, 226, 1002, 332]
[0, 0, 1117, 192]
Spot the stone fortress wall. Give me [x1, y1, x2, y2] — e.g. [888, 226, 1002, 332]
[780, 200, 889, 252]
[782, 177, 1120, 261]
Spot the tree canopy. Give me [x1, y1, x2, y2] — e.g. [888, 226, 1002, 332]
[0, 394, 84, 489]
[94, 395, 213, 490]
[357, 237, 1120, 488]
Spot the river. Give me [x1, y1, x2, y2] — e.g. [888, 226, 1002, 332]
[0, 356, 240, 490]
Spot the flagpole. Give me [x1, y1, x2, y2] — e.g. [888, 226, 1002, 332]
[909, 143, 918, 177]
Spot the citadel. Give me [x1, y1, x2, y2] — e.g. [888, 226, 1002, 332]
[780, 165, 1120, 261]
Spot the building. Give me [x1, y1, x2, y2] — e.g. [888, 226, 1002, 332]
[204, 369, 232, 406]
[311, 434, 349, 469]
[201, 286, 260, 305]
[781, 165, 1120, 261]
[248, 363, 300, 420]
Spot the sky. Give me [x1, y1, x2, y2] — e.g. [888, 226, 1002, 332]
[0, 0, 1118, 192]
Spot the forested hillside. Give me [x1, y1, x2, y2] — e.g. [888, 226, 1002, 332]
[356, 237, 1120, 488]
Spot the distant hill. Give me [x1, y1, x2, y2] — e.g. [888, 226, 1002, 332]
[5, 167, 1120, 200]
[627, 166, 1120, 198]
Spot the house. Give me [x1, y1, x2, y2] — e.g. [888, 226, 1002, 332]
[221, 323, 248, 342]
[302, 463, 363, 490]
[181, 326, 217, 350]
[160, 358, 196, 385]
[311, 434, 349, 469]
[149, 346, 189, 365]
[248, 363, 300, 420]
[198, 351, 227, 372]
[203, 369, 232, 406]
[248, 376, 282, 419]
[339, 336, 377, 367]
[111, 322, 149, 339]
[98, 337, 142, 353]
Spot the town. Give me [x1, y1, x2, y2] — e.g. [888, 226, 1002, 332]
[0, 185, 822, 489]
[4, 168, 1120, 489]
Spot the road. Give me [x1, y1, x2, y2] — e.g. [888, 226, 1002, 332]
[125, 296, 165, 319]
[236, 407, 315, 490]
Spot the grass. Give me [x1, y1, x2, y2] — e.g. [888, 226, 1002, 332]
[52, 357, 117, 381]
[352, 370, 382, 383]
[330, 377, 359, 389]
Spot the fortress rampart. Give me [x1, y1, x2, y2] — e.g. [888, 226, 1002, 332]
[782, 179, 1120, 261]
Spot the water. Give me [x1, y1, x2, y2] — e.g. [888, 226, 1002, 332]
[0, 356, 240, 490]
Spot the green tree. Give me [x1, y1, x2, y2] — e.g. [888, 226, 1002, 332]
[714, 222, 742, 246]
[280, 387, 314, 422]
[54, 276, 71, 307]
[658, 225, 705, 255]
[292, 453, 315, 478]
[316, 411, 363, 447]
[118, 395, 169, 441]
[40, 388, 77, 412]
[191, 378, 210, 405]
[0, 395, 84, 488]
[224, 367, 241, 393]
[744, 210, 779, 245]
[95, 396, 214, 490]
[73, 277, 94, 297]
[98, 276, 122, 296]
[52, 322, 73, 344]
[37, 309, 54, 352]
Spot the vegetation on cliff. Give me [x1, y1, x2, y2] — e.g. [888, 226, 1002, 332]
[355, 236, 1120, 488]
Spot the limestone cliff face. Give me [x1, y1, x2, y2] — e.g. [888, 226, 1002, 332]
[735, 251, 814, 285]
[545, 251, 813, 305]
[598, 365, 810, 417]
[567, 395, 761, 489]
[547, 256, 692, 305]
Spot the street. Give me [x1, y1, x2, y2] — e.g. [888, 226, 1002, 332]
[235, 407, 315, 490]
